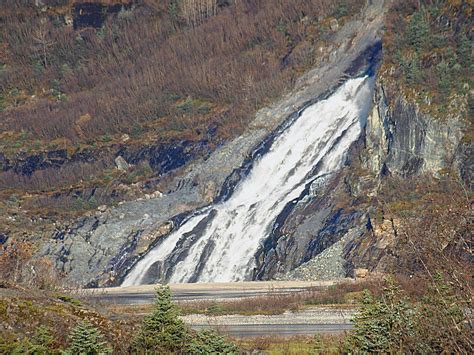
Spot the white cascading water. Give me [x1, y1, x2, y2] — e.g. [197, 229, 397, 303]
[122, 76, 373, 286]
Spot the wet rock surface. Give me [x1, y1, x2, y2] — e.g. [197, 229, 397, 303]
[0, 149, 97, 177]
[253, 169, 365, 281]
[73, 2, 134, 30]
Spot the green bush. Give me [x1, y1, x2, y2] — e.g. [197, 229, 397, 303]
[206, 302, 225, 315]
[1, 326, 56, 355]
[63, 320, 111, 355]
[176, 96, 194, 113]
[30, 326, 55, 353]
[56, 294, 81, 306]
[100, 134, 112, 143]
[332, 2, 348, 18]
[350, 282, 416, 352]
[349, 277, 473, 353]
[132, 286, 189, 353]
[406, 10, 429, 49]
[188, 329, 239, 354]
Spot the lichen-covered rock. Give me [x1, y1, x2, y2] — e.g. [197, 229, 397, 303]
[114, 156, 129, 171]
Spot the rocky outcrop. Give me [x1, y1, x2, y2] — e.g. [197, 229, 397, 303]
[0, 149, 96, 177]
[362, 81, 465, 177]
[119, 139, 212, 178]
[267, 63, 469, 281]
[73, 2, 134, 30]
[252, 164, 367, 281]
[338, 78, 468, 274]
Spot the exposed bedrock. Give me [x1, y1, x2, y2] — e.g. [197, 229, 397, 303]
[338, 78, 468, 274]
[252, 169, 367, 280]
[362, 81, 465, 178]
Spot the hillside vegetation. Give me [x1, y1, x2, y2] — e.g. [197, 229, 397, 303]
[0, 1, 472, 353]
[0, 0, 365, 217]
[382, 0, 472, 118]
[1, 0, 363, 149]
[2, 280, 472, 353]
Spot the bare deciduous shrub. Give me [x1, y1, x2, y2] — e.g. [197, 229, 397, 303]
[1, 0, 365, 143]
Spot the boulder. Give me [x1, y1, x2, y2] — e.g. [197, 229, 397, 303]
[115, 156, 129, 171]
[97, 205, 107, 213]
[354, 268, 369, 279]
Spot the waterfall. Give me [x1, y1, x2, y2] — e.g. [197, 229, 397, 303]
[122, 76, 373, 286]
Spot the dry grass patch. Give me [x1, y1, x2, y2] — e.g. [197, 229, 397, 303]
[237, 334, 347, 354]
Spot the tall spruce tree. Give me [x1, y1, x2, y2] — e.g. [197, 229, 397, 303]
[132, 285, 189, 352]
[349, 282, 416, 353]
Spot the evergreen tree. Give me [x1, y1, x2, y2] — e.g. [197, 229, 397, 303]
[28, 326, 55, 354]
[457, 34, 472, 70]
[407, 10, 429, 50]
[348, 276, 472, 353]
[436, 59, 452, 97]
[7, 326, 56, 355]
[132, 286, 189, 352]
[187, 329, 239, 354]
[63, 320, 111, 355]
[406, 52, 421, 84]
[349, 281, 416, 353]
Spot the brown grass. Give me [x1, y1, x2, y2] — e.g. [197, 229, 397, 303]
[175, 280, 384, 316]
[237, 334, 346, 354]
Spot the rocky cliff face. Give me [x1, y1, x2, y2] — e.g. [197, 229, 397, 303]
[256, 72, 469, 281]
[362, 81, 465, 177]
[338, 76, 469, 275]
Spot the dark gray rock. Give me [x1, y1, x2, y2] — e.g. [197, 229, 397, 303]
[272, 55, 469, 283]
[0, 233, 8, 245]
[254, 167, 367, 281]
[362, 82, 464, 177]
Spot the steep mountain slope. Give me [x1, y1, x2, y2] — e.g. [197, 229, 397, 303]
[273, 0, 472, 283]
[0, 0, 367, 285]
[0, 0, 472, 290]
[39, 2, 386, 287]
